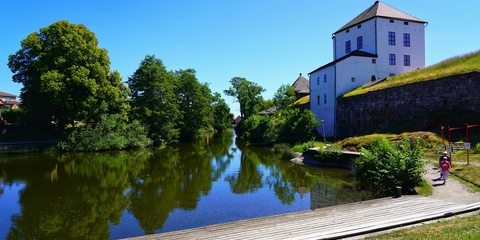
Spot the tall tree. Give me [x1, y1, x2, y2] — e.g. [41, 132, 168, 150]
[212, 92, 233, 132]
[127, 55, 181, 145]
[273, 84, 296, 111]
[224, 77, 265, 119]
[8, 20, 129, 129]
[175, 69, 212, 142]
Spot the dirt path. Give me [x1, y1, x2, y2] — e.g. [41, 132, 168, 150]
[423, 162, 480, 204]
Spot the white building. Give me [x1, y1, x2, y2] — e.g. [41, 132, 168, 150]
[309, 1, 427, 137]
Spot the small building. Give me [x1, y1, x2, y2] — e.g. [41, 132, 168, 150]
[292, 73, 310, 100]
[0, 91, 20, 118]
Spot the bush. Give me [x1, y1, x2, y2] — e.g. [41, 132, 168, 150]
[314, 144, 343, 163]
[57, 114, 152, 151]
[1, 108, 25, 124]
[354, 134, 426, 197]
[291, 139, 316, 153]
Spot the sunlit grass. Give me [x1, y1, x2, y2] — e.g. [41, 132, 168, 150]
[292, 95, 309, 105]
[344, 50, 480, 97]
[366, 212, 480, 239]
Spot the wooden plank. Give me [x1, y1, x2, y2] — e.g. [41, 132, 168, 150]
[124, 196, 480, 240]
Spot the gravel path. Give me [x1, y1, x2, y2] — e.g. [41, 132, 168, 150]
[423, 162, 480, 204]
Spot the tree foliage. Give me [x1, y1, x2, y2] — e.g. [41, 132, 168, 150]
[7, 20, 129, 130]
[264, 108, 320, 145]
[175, 69, 213, 142]
[273, 84, 296, 111]
[127, 55, 181, 145]
[57, 113, 152, 151]
[354, 135, 426, 197]
[224, 77, 265, 119]
[211, 92, 233, 132]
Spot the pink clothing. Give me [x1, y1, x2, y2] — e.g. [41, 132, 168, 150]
[440, 160, 451, 181]
[440, 160, 451, 172]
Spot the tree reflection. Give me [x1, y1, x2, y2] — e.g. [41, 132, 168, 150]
[2, 151, 149, 240]
[127, 133, 234, 234]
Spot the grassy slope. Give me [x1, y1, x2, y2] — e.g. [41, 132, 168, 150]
[344, 50, 480, 97]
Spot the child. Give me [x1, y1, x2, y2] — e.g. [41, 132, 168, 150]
[440, 156, 451, 185]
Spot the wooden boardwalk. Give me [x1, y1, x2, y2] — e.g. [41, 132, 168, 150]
[125, 196, 480, 240]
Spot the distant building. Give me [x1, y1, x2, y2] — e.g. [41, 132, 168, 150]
[235, 115, 242, 125]
[309, 1, 427, 137]
[0, 91, 20, 118]
[292, 73, 310, 100]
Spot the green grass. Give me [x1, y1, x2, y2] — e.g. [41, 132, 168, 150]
[365, 212, 480, 239]
[344, 50, 480, 97]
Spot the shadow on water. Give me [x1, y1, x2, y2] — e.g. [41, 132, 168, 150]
[0, 131, 373, 239]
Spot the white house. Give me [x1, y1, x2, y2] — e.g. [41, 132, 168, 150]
[309, 1, 427, 137]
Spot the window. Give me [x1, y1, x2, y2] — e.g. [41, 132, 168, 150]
[389, 73, 396, 77]
[351, 77, 356, 82]
[317, 95, 320, 105]
[372, 59, 376, 64]
[388, 32, 395, 45]
[346, 29, 350, 33]
[404, 55, 411, 66]
[404, 21, 409, 25]
[357, 24, 361, 29]
[357, 36, 363, 49]
[317, 77, 319, 85]
[345, 40, 351, 53]
[389, 19, 394, 23]
[324, 94, 327, 104]
[323, 74, 327, 83]
[403, 33, 410, 47]
[389, 54, 396, 65]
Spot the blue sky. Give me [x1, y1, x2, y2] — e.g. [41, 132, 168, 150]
[1, 0, 478, 117]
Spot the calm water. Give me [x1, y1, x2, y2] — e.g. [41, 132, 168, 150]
[0, 132, 370, 239]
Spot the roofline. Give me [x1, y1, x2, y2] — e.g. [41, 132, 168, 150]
[309, 51, 378, 74]
[334, 16, 427, 34]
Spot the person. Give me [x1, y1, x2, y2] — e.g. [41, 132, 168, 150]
[440, 156, 451, 185]
[439, 151, 450, 178]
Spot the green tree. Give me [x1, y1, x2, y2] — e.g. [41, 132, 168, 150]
[273, 84, 296, 111]
[175, 69, 213, 142]
[224, 77, 265, 119]
[263, 108, 320, 145]
[7, 20, 129, 130]
[127, 55, 181, 145]
[211, 92, 233, 132]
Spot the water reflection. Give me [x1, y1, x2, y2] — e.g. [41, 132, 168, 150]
[0, 132, 371, 239]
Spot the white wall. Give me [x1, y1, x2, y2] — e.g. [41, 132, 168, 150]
[335, 56, 378, 97]
[333, 19, 376, 59]
[309, 65, 335, 137]
[375, 18, 425, 77]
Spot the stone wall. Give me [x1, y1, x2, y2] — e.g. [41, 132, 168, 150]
[335, 71, 480, 138]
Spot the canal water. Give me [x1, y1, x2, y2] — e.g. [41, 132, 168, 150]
[0, 132, 371, 239]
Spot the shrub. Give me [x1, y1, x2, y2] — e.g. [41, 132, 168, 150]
[57, 114, 152, 151]
[314, 144, 343, 163]
[354, 134, 426, 197]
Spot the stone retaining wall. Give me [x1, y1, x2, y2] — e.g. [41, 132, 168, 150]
[336, 71, 480, 138]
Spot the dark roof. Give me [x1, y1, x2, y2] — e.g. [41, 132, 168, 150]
[335, 1, 427, 34]
[292, 73, 310, 94]
[309, 50, 378, 74]
[0, 91, 16, 98]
